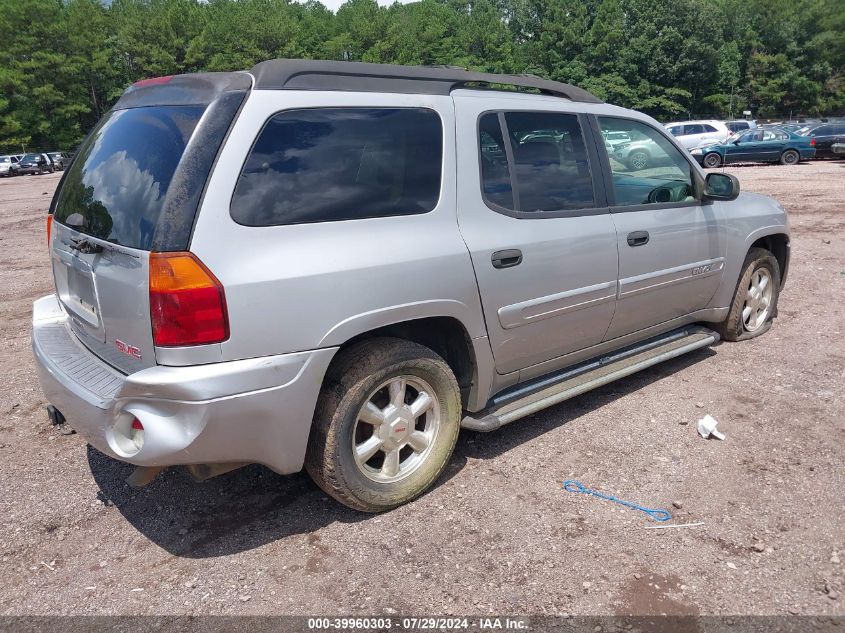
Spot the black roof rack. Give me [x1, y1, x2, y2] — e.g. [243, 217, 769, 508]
[250, 59, 602, 104]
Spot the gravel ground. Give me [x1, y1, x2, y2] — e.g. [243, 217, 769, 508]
[0, 161, 843, 617]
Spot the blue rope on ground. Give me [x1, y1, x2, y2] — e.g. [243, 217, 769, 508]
[562, 480, 672, 522]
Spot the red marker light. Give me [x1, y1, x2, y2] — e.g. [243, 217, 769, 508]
[132, 76, 174, 88]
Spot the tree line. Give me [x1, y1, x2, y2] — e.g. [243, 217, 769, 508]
[0, 0, 843, 152]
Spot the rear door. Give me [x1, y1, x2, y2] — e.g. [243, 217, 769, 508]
[455, 96, 618, 376]
[699, 123, 725, 145]
[594, 116, 726, 340]
[49, 75, 249, 373]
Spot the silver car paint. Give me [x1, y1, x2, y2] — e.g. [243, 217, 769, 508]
[32, 85, 789, 474]
[33, 294, 335, 473]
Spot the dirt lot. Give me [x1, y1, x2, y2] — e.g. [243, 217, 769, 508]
[0, 162, 843, 619]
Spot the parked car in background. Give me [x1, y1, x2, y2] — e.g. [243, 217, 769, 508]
[0, 155, 17, 177]
[609, 134, 666, 170]
[33, 61, 791, 512]
[833, 143, 845, 155]
[602, 130, 632, 150]
[725, 120, 757, 134]
[15, 153, 54, 175]
[691, 127, 815, 167]
[48, 152, 70, 170]
[796, 123, 845, 159]
[665, 120, 729, 149]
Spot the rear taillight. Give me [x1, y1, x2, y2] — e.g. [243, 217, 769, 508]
[810, 138, 816, 147]
[149, 252, 229, 347]
[46, 215, 52, 246]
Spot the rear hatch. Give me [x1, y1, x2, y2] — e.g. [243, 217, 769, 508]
[49, 73, 250, 373]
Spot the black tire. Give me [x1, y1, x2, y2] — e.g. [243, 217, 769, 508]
[627, 150, 649, 170]
[703, 152, 722, 168]
[780, 149, 799, 165]
[716, 247, 781, 342]
[305, 337, 461, 512]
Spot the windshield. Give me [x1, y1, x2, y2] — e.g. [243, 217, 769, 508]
[21, 154, 40, 161]
[52, 105, 204, 250]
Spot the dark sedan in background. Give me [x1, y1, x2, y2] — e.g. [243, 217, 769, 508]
[796, 123, 845, 159]
[14, 153, 55, 175]
[691, 128, 815, 167]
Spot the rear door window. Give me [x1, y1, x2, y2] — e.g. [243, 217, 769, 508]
[683, 124, 705, 135]
[53, 106, 204, 250]
[478, 111, 595, 214]
[231, 108, 442, 226]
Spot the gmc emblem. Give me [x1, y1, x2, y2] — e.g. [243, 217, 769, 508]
[115, 339, 142, 360]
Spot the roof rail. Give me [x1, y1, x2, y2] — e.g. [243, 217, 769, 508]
[250, 59, 602, 104]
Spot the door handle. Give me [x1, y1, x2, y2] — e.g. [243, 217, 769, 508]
[627, 231, 650, 247]
[491, 249, 523, 269]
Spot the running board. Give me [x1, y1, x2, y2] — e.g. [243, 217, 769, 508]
[461, 326, 720, 432]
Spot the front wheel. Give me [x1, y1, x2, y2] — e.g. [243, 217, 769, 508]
[703, 152, 722, 168]
[780, 149, 799, 165]
[717, 247, 781, 341]
[305, 337, 461, 512]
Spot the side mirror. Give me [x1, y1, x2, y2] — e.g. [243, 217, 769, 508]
[704, 172, 740, 201]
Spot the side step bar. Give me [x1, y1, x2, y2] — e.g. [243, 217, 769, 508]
[461, 326, 720, 432]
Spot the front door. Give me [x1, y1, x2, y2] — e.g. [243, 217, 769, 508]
[454, 98, 619, 375]
[725, 130, 764, 163]
[595, 116, 727, 341]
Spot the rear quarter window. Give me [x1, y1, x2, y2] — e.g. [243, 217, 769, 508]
[230, 108, 442, 226]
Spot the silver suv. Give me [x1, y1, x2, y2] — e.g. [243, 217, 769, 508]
[33, 61, 790, 512]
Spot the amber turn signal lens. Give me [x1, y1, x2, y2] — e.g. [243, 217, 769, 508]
[149, 252, 229, 347]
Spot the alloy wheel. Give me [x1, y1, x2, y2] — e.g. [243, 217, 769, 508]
[352, 375, 441, 483]
[742, 267, 773, 332]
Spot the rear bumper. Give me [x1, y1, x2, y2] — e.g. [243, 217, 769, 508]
[32, 294, 337, 474]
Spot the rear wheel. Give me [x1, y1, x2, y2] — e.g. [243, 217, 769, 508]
[717, 247, 781, 341]
[305, 337, 461, 512]
[703, 152, 722, 168]
[780, 149, 799, 165]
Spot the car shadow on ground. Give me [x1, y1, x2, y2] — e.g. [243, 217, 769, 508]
[88, 347, 715, 558]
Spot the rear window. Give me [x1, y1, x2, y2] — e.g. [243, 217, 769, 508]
[230, 108, 442, 226]
[53, 105, 204, 249]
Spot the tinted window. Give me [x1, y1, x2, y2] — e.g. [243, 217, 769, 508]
[53, 105, 204, 249]
[599, 117, 695, 207]
[702, 124, 718, 132]
[508, 112, 594, 212]
[811, 126, 832, 136]
[479, 113, 514, 210]
[479, 112, 595, 213]
[683, 124, 705, 135]
[728, 122, 749, 132]
[667, 126, 682, 136]
[231, 108, 442, 226]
